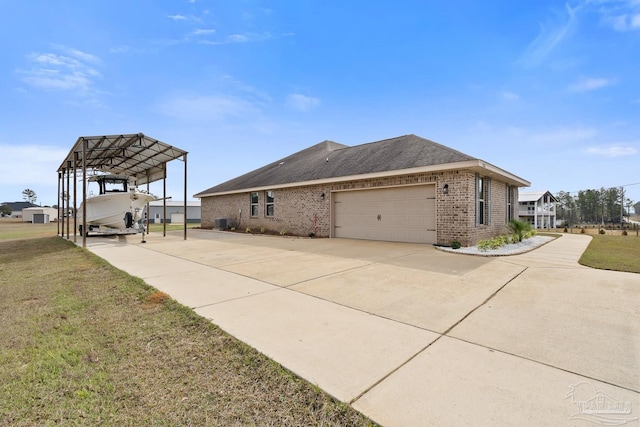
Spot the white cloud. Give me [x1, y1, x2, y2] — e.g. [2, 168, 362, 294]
[191, 28, 216, 36]
[204, 32, 273, 45]
[568, 76, 616, 92]
[157, 93, 262, 121]
[286, 93, 320, 112]
[590, 0, 640, 31]
[586, 145, 638, 157]
[167, 14, 187, 20]
[586, 144, 638, 157]
[0, 144, 68, 185]
[20, 46, 102, 93]
[500, 91, 520, 101]
[518, 3, 579, 67]
[530, 127, 598, 143]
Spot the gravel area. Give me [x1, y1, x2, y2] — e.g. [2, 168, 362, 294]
[436, 235, 556, 256]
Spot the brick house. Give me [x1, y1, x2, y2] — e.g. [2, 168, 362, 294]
[194, 134, 530, 246]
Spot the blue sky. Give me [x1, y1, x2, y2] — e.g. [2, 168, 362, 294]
[1, 0, 639, 208]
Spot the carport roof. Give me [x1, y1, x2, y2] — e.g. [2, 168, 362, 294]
[57, 133, 188, 185]
[194, 134, 530, 197]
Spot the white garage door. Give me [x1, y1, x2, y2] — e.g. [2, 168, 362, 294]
[170, 213, 184, 224]
[333, 185, 436, 244]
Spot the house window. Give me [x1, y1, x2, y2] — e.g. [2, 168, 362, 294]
[506, 184, 513, 222]
[250, 192, 259, 217]
[476, 175, 485, 225]
[476, 174, 491, 225]
[265, 191, 275, 217]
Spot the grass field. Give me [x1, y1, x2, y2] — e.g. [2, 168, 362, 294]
[578, 234, 640, 274]
[0, 220, 376, 426]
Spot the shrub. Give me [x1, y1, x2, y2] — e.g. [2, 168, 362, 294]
[477, 239, 492, 252]
[478, 236, 505, 251]
[508, 219, 532, 242]
[246, 227, 252, 233]
[451, 240, 461, 249]
[580, 227, 585, 234]
[563, 227, 568, 233]
[260, 227, 265, 234]
[622, 230, 628, 236]
[599, 229, 605, 235]
[279, 229, 287, 236]
[308, 232, 315, 238]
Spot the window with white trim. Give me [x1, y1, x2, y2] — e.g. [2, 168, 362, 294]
[250, 192, 259, 217]
[265, 191, 275, 217]
[476, 175, 485, 225]
[506, 184, 513, 222]
[476, 174, 491, 225]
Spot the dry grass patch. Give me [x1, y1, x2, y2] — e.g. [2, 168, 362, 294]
[0, 236, 377, 426]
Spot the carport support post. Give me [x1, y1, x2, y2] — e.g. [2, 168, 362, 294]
[163, 172, 166, 237]
[72, 154, 77, 243]
[82, 138, 87, 248]
[66, 162, 71, 239]
[183, 153, 187, 240]
[57, 171, 61, 236]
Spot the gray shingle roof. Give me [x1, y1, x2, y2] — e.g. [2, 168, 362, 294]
[1, 201, 39, 210]
[194, 134, 477, 196]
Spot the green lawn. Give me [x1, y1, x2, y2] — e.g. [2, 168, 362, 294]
[146, 222, 200, 233]
[579, 234, 640, 274]
[0, 234, 376, 426]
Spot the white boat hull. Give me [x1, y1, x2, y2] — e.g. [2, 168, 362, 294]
[78, 190, 155, 229]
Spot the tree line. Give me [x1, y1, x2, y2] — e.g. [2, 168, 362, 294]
[555, 187, 638, 226]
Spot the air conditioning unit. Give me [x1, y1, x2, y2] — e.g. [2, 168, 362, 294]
[214, 218, 228, 229]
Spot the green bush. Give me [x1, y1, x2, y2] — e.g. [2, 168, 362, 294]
[451, 240, 461, 249]
[508, 219, 532, 242]
[477, 239, 492, 252]
[599, 229, 605, 235]
[622, 230, 628, 236]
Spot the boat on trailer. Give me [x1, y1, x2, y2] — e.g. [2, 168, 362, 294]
[78, 175, 155, 236]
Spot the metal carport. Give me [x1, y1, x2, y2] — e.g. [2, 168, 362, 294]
[57, 133, 188, 247]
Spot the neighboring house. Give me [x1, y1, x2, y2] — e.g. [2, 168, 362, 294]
[1, 201, 39, 218]
[518, 191, 557, 229]
[148, 201, 201, 224]
[22, 207, 59, 223]
[194, 134, 531, 246]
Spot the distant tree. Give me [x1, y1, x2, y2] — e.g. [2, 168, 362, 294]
[555, 191, 576, 224]
[634, 201, 640, 216]
[22, 188, 37, 204]
[0, 204, 12, 216]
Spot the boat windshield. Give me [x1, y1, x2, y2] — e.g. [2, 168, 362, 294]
[100, 178, 128, 193]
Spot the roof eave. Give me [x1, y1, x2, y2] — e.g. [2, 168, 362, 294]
[194, 159, 531, 198]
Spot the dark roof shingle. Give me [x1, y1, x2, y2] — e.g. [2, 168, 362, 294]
[195, 134, 477, 196]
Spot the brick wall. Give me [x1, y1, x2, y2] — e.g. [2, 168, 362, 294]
[200, 169, 517, 246]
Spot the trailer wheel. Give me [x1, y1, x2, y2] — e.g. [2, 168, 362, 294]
[124, 212, 134, 228]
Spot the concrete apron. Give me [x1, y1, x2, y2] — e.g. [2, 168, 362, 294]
[79, 231, 640, 427]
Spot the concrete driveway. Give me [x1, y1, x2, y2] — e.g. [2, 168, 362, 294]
[81, 230, 640, 426]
